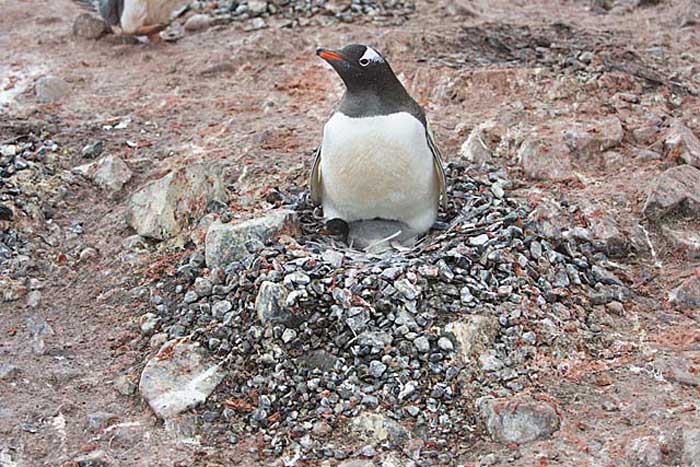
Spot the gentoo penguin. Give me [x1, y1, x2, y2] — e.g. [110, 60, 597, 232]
[311, 44, 447, 238]
[74, 0, 189, 41]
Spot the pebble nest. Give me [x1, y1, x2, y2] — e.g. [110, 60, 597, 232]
[0, 128, 60, 273]
[147, 161, 630, 458]
[192, 0, 416, 27]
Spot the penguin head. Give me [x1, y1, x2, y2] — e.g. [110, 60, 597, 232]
[317, 44, 398, 93]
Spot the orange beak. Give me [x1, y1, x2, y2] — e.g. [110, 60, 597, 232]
[316, 48, 345, 63]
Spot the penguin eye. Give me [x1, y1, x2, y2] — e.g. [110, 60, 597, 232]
[359, 58, 370, 67]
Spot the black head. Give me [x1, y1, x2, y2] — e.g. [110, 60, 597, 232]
[316, 44, 400, 94]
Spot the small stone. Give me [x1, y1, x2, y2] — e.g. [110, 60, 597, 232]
[73, 13, 109, 39]
[255, 281, 291, 325]
[245, 17, 267, 31]
[666, 119, 700, 168]
[413, 336, 430, 353]
[579, 51, 594, 63]
[360, 445, 376, 458]
[281, 328, 297, 344]
[0, 364, 20, 381]
[86, 412, 119, 433]
[183, 290, 198, 303]
[469, 234, 490, 246]
[35, 76, 71, 103]
[460, 123, 499, 165]
[212, 300, 233, 318]
[26, 290, 41, 308]
[445, 316, 499, 362]
[184, 14, 212, 32]
[194, 277, 213, 297]
[338, 460, 376, 467]
[636, 149, 662, 161]
[139, 313, 160, 336]
[683, 429, 700, 467]
[369, 360, 387, 378]
[518, 135, 574, 181]
[437, 337, 454, 352]
[81, 141, 104, 159]
[114, 375, 137, 396]
[591, 265, 622, 286]
[248, 0, 268, 15]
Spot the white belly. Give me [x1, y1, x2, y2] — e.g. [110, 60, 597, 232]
[320, 111, 438, 233]
[121, 0, 187, 32]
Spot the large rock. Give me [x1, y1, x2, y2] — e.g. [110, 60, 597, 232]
[562, 117, 623, 159]
[478, 396, 561, 445]
[139, 340, 225, 419]
[666, 119, 700, 168]
[444, 315, 499, 363]
[205, 210, 298, 268]
[349, 412, 409, 446]
[656, 351, 700, 386]
[74, 155, 132, 193]
[127, 163, 227, 240]
[517, 135, 574, 181]
[643, 165, 700, 221]
[35, 76, 71, 103]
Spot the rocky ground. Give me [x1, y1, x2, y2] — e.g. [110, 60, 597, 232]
[2, 0, 700, 466]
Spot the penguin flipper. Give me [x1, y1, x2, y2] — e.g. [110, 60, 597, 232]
[425, 122, 448, 211]
[310, 145, 323, 205]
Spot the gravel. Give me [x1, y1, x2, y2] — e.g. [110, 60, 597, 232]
[142, 161, 631, 459]
[191, 0, 416, 28]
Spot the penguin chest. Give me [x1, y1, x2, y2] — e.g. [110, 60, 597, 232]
[320, 112, 437, 224]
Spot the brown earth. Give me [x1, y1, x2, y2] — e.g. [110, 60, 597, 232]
[1, 0, 700, 466]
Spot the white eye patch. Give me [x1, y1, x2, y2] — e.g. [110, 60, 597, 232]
[359, 47, 383, 66]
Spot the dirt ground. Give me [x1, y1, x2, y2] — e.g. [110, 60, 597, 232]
[1, 0, 700, 466]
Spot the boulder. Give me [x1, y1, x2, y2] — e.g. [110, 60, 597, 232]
[205, 210, 298, 268]
[74, 155, 132, 193]
[127, 163, 227, 240]
[478, 396, 561, 444]
[665, 119, 700, 168]
[139, 340, 225, 419]
[517, 135, 574, 181]
[642, 165, 700, 221]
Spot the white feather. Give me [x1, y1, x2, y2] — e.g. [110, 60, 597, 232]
[320, 112, 438, 233]
[360, 47, 383, 63]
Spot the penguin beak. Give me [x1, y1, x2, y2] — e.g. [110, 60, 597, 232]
[316, 48, 346, 63]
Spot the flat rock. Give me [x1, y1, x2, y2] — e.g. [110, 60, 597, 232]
[35, 76, 71, 103]
[666, 119, 700, 168]
[478, 396, 561, 444]
[642, 165, 700, 221]
[205, 210, 298, 268]
[139, 340, 225, 419]
[339, 460, 376, 467]
[662, 227, 700, 259]
[75, 155, 132, 193]
[444, 315, 499, 363]
[127, 163, 227, 240]
[518, 135, 574, 181]
[668, 273, 700, 309]
[349, 412, 409, 446]
[73, 13, 109, 40]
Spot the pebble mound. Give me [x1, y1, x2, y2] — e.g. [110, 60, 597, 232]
[147, 162, 629, 456]
[192, 0, 416, 26]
